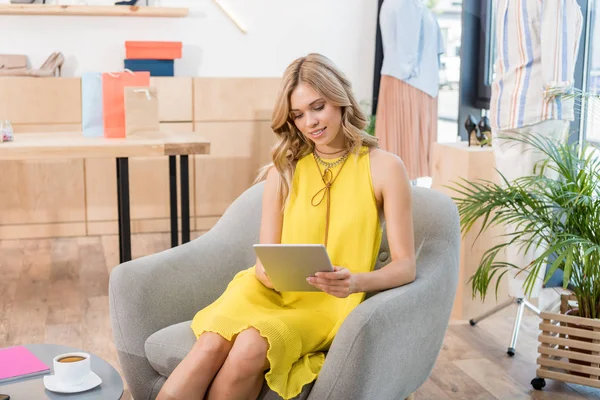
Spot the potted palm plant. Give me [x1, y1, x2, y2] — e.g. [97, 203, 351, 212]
[447, 90, 600, 390]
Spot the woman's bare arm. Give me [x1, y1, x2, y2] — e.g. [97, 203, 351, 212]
[352, 150, 416, 292]
[307, 149, 416, 296]
[255, 166, 285, 288]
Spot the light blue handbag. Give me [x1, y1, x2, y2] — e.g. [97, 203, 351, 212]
[81, 72, 104, 138]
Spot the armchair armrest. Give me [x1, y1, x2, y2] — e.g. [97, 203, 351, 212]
[109, 235, 243, 349]
[108, 183, 264, 400]
[108, 235, 248, 397]
[308, 238, 459, 400]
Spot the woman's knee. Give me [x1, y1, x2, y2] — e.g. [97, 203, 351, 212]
[192, 331, 233, 361]
[227, 328, 269, 375]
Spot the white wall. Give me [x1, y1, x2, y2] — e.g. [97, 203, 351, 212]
[1, 0, 378, 107]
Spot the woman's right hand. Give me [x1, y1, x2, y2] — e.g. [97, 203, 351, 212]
[255, 166, 283, 291]
[256, 263, 274, 289]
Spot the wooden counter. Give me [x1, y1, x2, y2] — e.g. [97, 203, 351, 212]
[0, 76, 280, 241]
[0, 131, 210, 160]
[1, 130, 211, 262]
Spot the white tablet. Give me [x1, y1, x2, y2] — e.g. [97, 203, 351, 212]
[253, 244, 335, 292]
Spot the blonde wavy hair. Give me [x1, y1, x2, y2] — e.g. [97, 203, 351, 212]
[256, 53, 378, 206]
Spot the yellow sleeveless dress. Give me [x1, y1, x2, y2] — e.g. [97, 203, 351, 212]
[190, 146, 382, 399]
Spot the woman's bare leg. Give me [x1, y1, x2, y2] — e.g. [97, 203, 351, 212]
[157, 332, 233, 400]
[206, 327, 270, 400]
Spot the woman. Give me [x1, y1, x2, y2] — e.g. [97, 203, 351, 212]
[157, 53, 416, 400]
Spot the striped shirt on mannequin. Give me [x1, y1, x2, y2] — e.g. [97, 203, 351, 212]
[489, 0, 583, 131]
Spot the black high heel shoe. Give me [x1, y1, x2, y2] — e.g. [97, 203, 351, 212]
[115, 0, 138, 5]
[477, 116, 492, 147]
[464, 114, 479, 147]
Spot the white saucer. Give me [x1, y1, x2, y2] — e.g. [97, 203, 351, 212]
[43, 371, 102, 393]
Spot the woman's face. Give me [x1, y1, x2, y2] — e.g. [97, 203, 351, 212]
[289, 82, 344, 150]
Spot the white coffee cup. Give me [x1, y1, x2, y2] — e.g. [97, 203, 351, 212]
[52, 352, 92, 386]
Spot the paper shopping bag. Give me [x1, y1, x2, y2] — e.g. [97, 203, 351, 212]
[102, 71, 150, 138]
[124, 86, 159, 137]
[81, 72, 104, 137]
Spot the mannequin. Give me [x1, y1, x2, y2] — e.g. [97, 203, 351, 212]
[490, 0, 583, 299]
[375, 0, 444, 180]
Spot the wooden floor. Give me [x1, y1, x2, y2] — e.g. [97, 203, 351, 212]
[1, 233, 600, 400]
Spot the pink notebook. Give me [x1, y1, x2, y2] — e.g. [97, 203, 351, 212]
[0, 346, 50, 384]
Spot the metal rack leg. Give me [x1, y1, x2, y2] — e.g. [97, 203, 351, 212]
[507, 298, 527, 356]
[169, 155, 178, 248]
[469, 298, 516, 326]
[116, 157, 132, 263]
[523, 300, 541, 315]
[180, 155, 190, 243]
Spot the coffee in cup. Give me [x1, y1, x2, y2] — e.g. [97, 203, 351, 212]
[57, 356, 86, 363]
[51, 352, 91, 386]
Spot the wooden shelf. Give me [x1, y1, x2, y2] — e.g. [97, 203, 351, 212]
[0, 4, 188, 17]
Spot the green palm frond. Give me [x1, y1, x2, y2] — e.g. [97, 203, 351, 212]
[446, 108, 600, 319]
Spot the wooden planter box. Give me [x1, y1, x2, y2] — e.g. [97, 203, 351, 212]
[535, 295, 600, 389]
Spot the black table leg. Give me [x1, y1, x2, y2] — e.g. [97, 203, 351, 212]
[180, 155, 190, 244]
[116, 157, 132, 263]
[169, 155, 178, 248]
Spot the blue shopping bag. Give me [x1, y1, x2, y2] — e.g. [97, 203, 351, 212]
[81, 72, 104, 137]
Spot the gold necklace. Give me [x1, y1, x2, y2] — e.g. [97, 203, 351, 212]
[310, 150, 350, 248]
[315, 147, 347, 155]
[313, 150, 350, 171]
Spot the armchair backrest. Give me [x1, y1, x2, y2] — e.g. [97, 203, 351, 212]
[206, 181, 460, 281]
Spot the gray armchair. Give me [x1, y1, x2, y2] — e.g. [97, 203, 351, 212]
[109, 182, 460, 400]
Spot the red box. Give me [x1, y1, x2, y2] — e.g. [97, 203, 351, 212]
[125, 41, 182, 60]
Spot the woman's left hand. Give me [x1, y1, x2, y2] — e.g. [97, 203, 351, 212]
[307, 266, 358, 298]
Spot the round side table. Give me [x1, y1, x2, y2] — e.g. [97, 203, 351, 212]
[0, 344, 123, 399]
